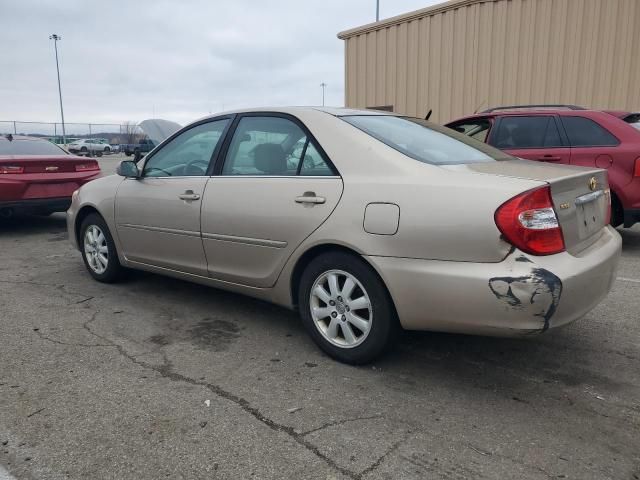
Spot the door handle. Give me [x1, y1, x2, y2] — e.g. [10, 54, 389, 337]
[538, 155, 562, 162]
[178, 190, 201, 201]
[295, 193, 326, 204]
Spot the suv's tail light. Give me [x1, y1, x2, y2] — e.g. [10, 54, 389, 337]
[495, 186, 565, 255]
[634, 157, 640, 177]
[75, 162, 99, 172]
[0, 165, 24, 174]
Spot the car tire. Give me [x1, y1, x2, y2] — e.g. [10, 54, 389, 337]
[298, 251, 398, 364]
[79, 213, 124, 283]
[611, 192, 623, 228]
[104, 147, 110, 153]
[125, 152, 131, 157]
[80, 147, 88, 156]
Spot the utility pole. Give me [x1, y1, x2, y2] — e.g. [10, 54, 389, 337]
[320, 82, 327, 106]
[376, 0, 380, 21]
[49, 34, 67, 146]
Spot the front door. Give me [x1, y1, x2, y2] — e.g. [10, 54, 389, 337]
[489, 115, 571, 164]
[201, 114, 343, 288]
[115, 118, 230, 275]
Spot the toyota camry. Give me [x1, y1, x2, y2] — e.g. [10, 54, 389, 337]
[67, 108, 621, 363]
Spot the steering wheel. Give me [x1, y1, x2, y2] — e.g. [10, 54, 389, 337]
[184, 157, 210, 176]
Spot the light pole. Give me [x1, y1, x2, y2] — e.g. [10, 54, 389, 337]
[49, 34, 67, 146]
[320, 82, 327, 106]
[376, 0, 380, 21]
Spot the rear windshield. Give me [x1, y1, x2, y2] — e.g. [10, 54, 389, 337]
[342, 115, 510, 165]
[0, 139, 68, 155]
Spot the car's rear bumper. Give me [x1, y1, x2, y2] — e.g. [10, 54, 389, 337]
[623, 208, 640, 228]
[367, 226, 621, 336]
[0, 197, 71, 215]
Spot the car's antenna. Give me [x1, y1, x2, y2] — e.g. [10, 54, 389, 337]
[425, 109, 432, 121]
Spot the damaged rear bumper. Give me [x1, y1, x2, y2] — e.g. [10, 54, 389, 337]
[366, 226, 621, 336]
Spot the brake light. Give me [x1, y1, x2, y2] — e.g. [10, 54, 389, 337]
[0, 165, 24, 174]
[75, 162, 99, 172]
[634, 157, 640, 177]
[495, 186, 565, 256]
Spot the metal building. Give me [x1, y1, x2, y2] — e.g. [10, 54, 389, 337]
[338, 0, 640, 122]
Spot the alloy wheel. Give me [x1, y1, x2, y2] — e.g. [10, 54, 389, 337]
[309, 269, 373, 348]
[84, 225, 109, 274]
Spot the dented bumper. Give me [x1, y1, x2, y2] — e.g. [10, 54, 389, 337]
[366, 226, 621, 336]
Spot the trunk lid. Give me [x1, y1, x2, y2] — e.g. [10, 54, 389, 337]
[0, 155, 98, 174]
[445, 159, 609, 254]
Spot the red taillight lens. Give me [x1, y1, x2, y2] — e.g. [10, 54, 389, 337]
[495, 186, 565, 256]
[0, 165, 24, 174]
[75, 162, 100, 172]
[634, 157, 640, 177]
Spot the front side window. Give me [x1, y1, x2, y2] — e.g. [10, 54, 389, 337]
[448, 119, 492, 143]
[142, 119, 228, 177]
[343, 115, 507, 165]
[493, 116, 563, 149]
[222, 116, 334, 176]
[561, 116, 619, 147]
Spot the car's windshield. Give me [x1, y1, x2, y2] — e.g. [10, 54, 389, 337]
[342, 115, 510, 165]
[0, 138, 68, 155]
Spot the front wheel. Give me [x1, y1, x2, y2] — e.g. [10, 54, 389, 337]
[80, 213, 124, 283]
[298, 252, 397, 364]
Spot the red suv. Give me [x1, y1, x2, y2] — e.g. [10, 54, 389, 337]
[446, 105, 640, 227]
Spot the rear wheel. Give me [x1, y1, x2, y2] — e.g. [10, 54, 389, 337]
[103, 146, 110, 153]
[80, 213, 123, 283]
[611, 192, 623, 227]
[298, 252, 397, 364]
[80, 146, 88, 156]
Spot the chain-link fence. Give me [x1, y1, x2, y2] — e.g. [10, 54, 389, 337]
[0, 120, 144, 145]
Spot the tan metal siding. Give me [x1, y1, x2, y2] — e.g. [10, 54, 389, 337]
[341, 0, 640, 123]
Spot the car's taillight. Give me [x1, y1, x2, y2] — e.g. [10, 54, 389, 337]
[495, 186, 565, 256]
[75, 162, 100, 172]
[0, 165, 24, 174]
[634, 157, 640, 177]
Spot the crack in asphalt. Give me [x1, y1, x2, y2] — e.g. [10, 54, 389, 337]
[74, 312, 398, 479]
[300, 415, 384, 437]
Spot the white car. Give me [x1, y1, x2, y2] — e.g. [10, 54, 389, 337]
[68, 139, 111, 156]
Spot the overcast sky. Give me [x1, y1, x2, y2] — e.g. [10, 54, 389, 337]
[0, 0, 440, 127]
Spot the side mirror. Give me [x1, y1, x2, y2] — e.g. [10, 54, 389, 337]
[117, 160, 140, 178]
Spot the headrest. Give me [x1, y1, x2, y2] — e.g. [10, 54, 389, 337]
[254, 143, 287, 175]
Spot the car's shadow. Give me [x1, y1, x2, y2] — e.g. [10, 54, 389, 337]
[0, 213, 67, 236]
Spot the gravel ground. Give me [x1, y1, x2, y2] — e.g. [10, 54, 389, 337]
[0, 168, 639, 479]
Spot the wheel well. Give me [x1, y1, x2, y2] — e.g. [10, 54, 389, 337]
[289, 244, 399, 321]
[74, 206, 100, 246]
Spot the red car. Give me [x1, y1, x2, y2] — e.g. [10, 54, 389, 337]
[0, 134, 101, 218]
[446, 105, 640, 227]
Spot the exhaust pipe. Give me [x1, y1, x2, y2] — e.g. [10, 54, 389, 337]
[0, 207, 14, 219]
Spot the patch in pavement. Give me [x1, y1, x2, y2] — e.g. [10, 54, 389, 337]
[188, 318, 242, 351]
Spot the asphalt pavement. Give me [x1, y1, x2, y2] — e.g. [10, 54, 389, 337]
[0, 158, 639, 479]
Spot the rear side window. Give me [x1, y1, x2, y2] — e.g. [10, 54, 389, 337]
[222, 116, 334, 176]
[561, 117, 619, 147]
[493, 116, 563, 149]
[343, 115, 507, 165]
[0, 139, 68, 155]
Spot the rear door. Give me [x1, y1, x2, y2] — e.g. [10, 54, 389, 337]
[201, 113, 343, 288]
[115, 118, 230, 275]
[488, 115, 571, 164]
[559, 115, 621, 169]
